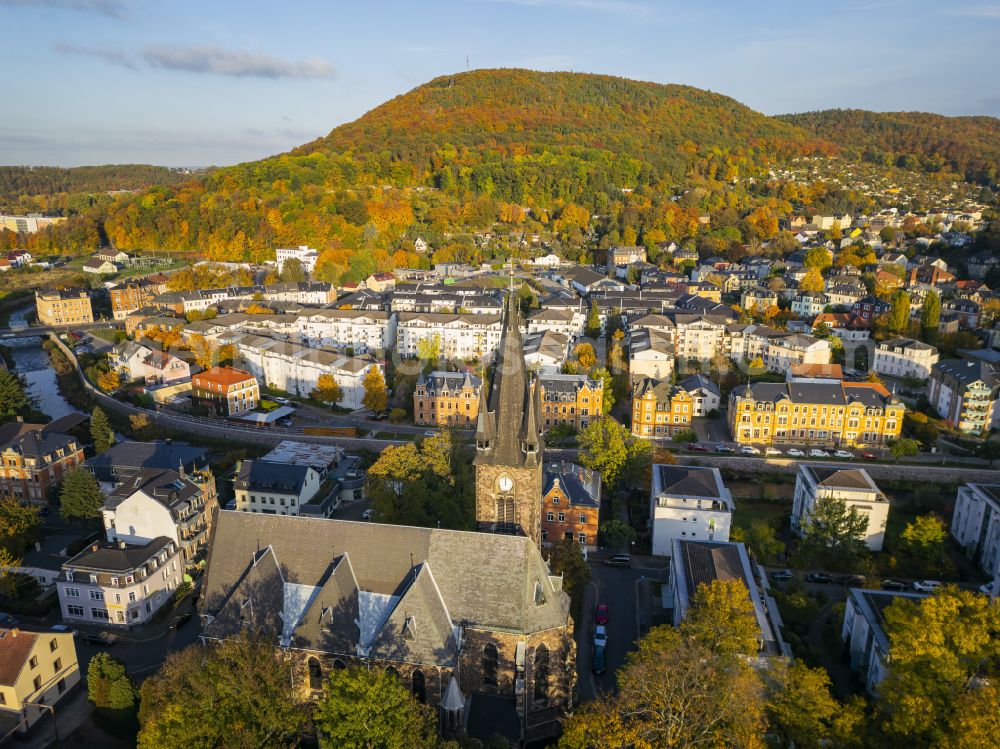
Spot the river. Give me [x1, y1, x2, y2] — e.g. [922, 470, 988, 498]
[4, 306, 79, 421]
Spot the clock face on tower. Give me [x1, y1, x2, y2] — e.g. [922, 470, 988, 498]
[498, 475, 514, 492]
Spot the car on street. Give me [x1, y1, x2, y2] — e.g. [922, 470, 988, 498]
[808, 449, 829, 458]
[786, 449, 804, 457]
[770, 569, 793, 582]
[881, 579, 907, 591]
[361, 508, 374, 520]
[834, 450, 854, 459]
[765, 447, 782, 457]
[273, 397, 290, 405]
[595, 604, 608, 625]
[687, 443, 709, 452]
[82, 631, 119, 646]
[346, 470, 365, 480]
[168, 612, 193, 631]
[278, 419, 293, 427]
[861, 452, 877, 460]
[836, 574, 866, 587]
[51, 624, 78, 637]
[594, 625, 608, 649]
[912, 580, 942, 593]
[806, 572, 833, 584]
[715, 444, 735, 453]
[603, 554, 632, 568]
[740, 445, 760, 455]
[592, 645, 606, 675]
[423, 430, 440, 437]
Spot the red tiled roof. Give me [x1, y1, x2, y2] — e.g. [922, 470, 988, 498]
[0, 629, 38, 685]
[193, 366, 255, 389]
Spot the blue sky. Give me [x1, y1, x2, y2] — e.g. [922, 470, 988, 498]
[2, 0, 999, 167]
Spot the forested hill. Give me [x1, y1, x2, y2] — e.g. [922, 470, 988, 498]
[778, 109, 1000, 186]
[0, 165, 201, 204]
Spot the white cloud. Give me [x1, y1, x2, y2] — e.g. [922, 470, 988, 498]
[140, 44, 336, 79]
[53, 41, 136, 68]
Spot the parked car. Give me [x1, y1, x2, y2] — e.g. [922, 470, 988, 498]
[603, 554, 632, 568]
[765, 447, 782, 457]
[806, 573, 833, 584]
[912, 580, 942, 593]
[786, 449, 805, 457]
[82, 631, 119, 646]
[423, 430, 440, 437]
[837, 574, 866, 587]
[595, 604, 608, 625]
[770, 569, 793, 582]
[168, 612, 193, 631]
[592, 645, 606, 675]
[594, 625, 608, 649]
[808, 449, 829, 458]
[881, 579, 907, 591]
[740, 445, 760, 455]
[861, 452, 877, 460]
[273, 396, 290, 405]
[278, 419, 293, 427]
[687, 443, 709, 452]
[834, 450, 854, 459]
[50, 624, 79, 637]
[361, 508, 374, 521]
[715, 444, 735, 453]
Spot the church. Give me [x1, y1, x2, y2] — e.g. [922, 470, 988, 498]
[198, 291, 576, 744]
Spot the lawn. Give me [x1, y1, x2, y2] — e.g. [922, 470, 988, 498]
[732, 500, 788, 533]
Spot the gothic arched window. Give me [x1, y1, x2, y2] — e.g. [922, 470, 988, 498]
[412, 669, 426, 703]
[307, 657, 322, 691]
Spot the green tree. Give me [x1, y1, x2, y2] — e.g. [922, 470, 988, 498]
[803, 246, 832, 270]
[731, 519, 784, 564]
[138, 636, 308, 749]
[546, 538, 591, 615]
[898, 514, 950, 579]
[414, 333, 441, 364]
[362, 367, 388, 413]
[0, 369, 31, 423]
[311, 373, 343, 407]
[0, 497, 41, 555]
[976, 440, 1000, 466]
[795, 495, 869, 570]
[671, 428, 698, 444]
[578, 416, 651, 489]
[890, 437, 920, 461]
[592, 367, 614, 414]
[584, 301, 600, 339]
[313, 667, 437, 749]
[887, 290, 911, 333]
[767, 661, 865, 748]
[920, 289, 940, 339]
[279, 257, 306, 283]
[59, 467, 105, 523]
[599, 518, 635, 553]
[877, 588, 1000, 745]
[88, 652, 137, 711]
[90, 406, 115, 454]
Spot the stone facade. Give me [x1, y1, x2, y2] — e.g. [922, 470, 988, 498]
[475, 462, 544, 548]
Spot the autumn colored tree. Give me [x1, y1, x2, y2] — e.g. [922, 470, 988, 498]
[310, 374, 343, 407]
[767, 661, 865, 748]
[799, 267, 824, 293]
[573, 342, 597, 372]
[578, 416, 651, 489]
[0, 498, 41, 555]
[361, 367, 388, 414]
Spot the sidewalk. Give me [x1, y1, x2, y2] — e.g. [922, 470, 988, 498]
[15, 688, 92, 749]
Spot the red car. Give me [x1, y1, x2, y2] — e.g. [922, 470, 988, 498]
[595, 604, 608, 625]
[687, 443, 709, 452]
[861, 452, 877, 460]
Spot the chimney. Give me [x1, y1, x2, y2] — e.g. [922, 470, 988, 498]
[91, 543, 99, 552]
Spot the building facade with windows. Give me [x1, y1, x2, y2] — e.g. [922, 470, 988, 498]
[927, 359, 1000, 435]
[413, 371, 482, 428]
[294, 309, 396, 355]
[233, 460, 322, 517]
[631, 378, 694, 440]
[537, 374, 603, 433]
[728, 381, 905, 448]
[56, 538, 183, 629]
[0, 426, 84, 506]
[191, 366, 260, 416]
[792, 465, 889, 551]
[872, 337, 939, 380]
[34, 289, 93, 326]
[540, 462, 601, 551]
[950, 483, 1000, 580]
[650, 465, 733, 556]
[396, 313, 503, 362]
[0, 628, 80, 736]
[110, 277, 169, 320]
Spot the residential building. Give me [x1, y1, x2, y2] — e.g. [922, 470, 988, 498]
[109, 341, 190, 385]
[233, 460, 323, 517]
[0, 628, 80, 736]
[764, 334, 832, 375]
[526, 307, 584, 339]
[631, 378, 694, 439]
[943, 298, 980, 329]
[872, 337, 939, 380]
[0, 425, 85, 505]
[364, 272, 396, 292]
[677, 374, 721, 416]
[523, 330, 570, 373]
[927, 359, 1000, 434]
[294, 309, 396, 354]
[87, 440, 209, 483]
[811, 312, 870, 346]
[541, 462, 601, 550]
[791, 292, 829, 318]
[538, 374, 603, 433]
[651, 465, 733, 555]
[191, 366, 260, 416]
[57, 538, 183, 629]
[606, 245, 646, 271]
[792, 465, 889, 551]
[671, 539, 787, 657]
[109, 277, 169, 320]
[842, 589, 926, 694]
[950, 483, 1000, 579]
[728, 381, 905, 448]
[100, 467, 218, 568]
[275, 245, 318, 274]
[34, 289, 93, 326]
[200, 511, 575, 743]
[741, 287, 778, 312]
[396, 312, 503, 361]
[0, 214, 65, 234]
[81, 257, 119, 275]
[413, 371, 482, 428]
[852, 296, 891, 321]
[628, 327, 674, 383]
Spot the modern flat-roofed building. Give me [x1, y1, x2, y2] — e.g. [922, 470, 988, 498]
[841, 589, 926, 694]
[792, 465, 889, 551]
[950, 483, 1000, 579]
[650, 465, 733, 555]
[34, 289, 93, 326]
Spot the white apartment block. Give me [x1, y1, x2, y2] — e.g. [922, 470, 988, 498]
[234, 460, 321, 516]
[295, 309, 397, 354]
[222, 332, 377, 409]
[792, 465, 889, 551]
[791, 293, 829, 318]
[950, 483, 1000, 580]
[275, 245, 319, 274]
[673, 316, 728, 363]
[872, 337, 939, 380]
[628, 327, 675, 382]
[650, 465, 733, 556]
[57, 538, 183, 629]
[396, 312, 503, 361]
[526, 307, 585, 339]
[765, 334, 832, 375]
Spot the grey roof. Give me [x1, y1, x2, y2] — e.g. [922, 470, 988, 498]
[235, 460, 312, 495]
[878, 337, 936, 352]
[418, 371, 481, 395]
[65, 536, 174, 573]
[538, 373, 599, 396]
[1, 429, 78, 459]
[200, 512, 570, 646]
[802, 465, 882, 493]
[653, 465, 725, 499]
[542, 462, 601, 508]
[931, 359, 1000, 389]
[87, 441, 208, 481]
[629, 327, 673, 356]
[732, 381, 897, 409]
[677, 373, 720, 398]
[523, 330, 569, 361]
[103, 468, 204, 512]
